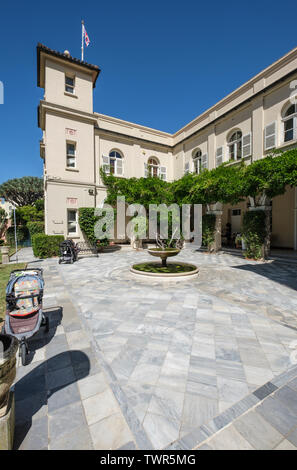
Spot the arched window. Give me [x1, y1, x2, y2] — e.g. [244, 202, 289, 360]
[109, 150, 123, 175]
[283, 104, 297, 142]
[148, 157, 159, 177]
[228, 131, 242, 161]
[192, 149, 202, 174]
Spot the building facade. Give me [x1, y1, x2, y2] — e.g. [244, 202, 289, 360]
[37, 44, 297, 249]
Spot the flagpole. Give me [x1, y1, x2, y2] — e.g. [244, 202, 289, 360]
[81, 20, 84, 61]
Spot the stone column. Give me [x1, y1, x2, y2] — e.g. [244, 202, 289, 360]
[206, 203, 223, 253]
[0, 246, 10, 264]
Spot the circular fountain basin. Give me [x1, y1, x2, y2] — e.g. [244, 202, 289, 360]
[130, 261, 199, 280]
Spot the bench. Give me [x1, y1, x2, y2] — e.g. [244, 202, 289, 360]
[76, 241, 98, 258]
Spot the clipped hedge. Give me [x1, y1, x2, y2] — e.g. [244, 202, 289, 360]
[242, 210, 267, 260]
[32, 234, 64, 258]
[202, 213, 216, 251]
[27, 221, 45, 237]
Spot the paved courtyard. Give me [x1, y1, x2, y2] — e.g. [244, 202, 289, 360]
[13, 248, 297, 449]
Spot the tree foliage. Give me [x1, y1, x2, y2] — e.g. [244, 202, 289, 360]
[0, 177, 44, 207]
[101, 149, 297, 208]
[15, 199, 44, 225]
[242, 210, 267, 260]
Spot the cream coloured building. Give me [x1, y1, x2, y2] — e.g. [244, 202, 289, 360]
[37, 43, 297, 249]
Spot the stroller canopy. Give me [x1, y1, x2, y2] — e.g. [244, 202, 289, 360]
[6, 270, 44, 317]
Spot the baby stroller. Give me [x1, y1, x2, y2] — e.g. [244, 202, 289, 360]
[59, 239, 78, 264]
[3, 268, 48, 366]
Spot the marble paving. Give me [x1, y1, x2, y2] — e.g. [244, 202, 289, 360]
[56, 248, 297, 448]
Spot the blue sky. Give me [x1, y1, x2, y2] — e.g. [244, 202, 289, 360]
[0, 0, 296, 183]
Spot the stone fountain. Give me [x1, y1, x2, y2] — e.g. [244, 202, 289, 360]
[130, 234, 199, 280]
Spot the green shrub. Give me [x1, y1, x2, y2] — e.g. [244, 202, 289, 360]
[242, 210, 267, 260]
[79, 207, 115, 244]
[6, 226, 29, 246]
[32, 234, 64, 258]
[202, 213, 216, 251]
[27, 221, 45, 237]
[0, 239, 4, 246]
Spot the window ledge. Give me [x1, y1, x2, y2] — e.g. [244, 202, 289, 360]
[225, 155, 252, 166]
[64, 92, 78, 99]
[65, 167, 79, 172]
[274, 139, 297, 152]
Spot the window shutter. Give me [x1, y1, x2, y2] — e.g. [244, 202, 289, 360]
[216, 147, 223, 167]
[201, 153, 208, 170]
[117, 158, 123, 175]
[242, 133, 252, 157]
[102, 155, 110, 174]
[160, 166, 167, 180]
[264, 122, 277, 150]
[184, 162, 190, 174]
[144, 163, 148, 178]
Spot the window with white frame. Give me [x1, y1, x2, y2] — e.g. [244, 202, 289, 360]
[147, 157, 159, 177]
[283, 104, 297, 142]
[192, 149, 202, 174]
[109, 150, 123, 175]
[66, 142, 76, 168]
[65, 75, 75, 94]
[67, 210, 77, 235]
[228, 131, 242, 161]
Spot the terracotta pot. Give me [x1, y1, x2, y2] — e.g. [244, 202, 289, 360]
[0, 334, 18, 417]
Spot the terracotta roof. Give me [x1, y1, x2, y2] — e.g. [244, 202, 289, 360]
[37, 43, 101, 88]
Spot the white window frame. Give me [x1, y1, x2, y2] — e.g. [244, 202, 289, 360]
[216, 147, 224, 167]
[66, 141, 76, 168]
[159, 166, 167, 180]
[282, 104, 297, 143]
[228, 131, 242, 161]
[242, 133, 252, 158]
[192, 149, 202, 174]
[102, 151, 124, 176]
[67, 209, 78, 235]
[65, 74, 75, 94]
[147, 157, 160, 178]
[201, 153, 208, 170]
[264, 122, 277, 150]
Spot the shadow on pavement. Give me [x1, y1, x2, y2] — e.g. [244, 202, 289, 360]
[13, 350, 90, 449]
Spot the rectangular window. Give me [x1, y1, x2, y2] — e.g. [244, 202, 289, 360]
[66, 142, 76, 168]
[67, 210, 77, 235]
[65, 75, 75, 94]
[264, 122, 277, 150]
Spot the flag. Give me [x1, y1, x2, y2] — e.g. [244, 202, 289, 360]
[83, 25, 90, 47]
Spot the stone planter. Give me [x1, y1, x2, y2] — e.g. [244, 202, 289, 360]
[0, 246, 10, 264]
[0, 334, 18, 417]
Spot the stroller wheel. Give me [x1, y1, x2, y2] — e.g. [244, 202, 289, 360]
[45, 316, 50, 333]
[20, 342, 27, 366]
